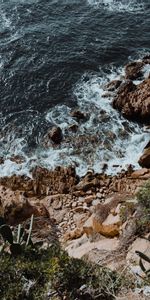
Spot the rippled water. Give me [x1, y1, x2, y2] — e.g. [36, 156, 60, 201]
[0, 0, 150, 176]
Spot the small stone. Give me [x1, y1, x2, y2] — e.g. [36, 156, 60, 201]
[72, 202, 77, 208]
[84, 195, 95, 204]
[92, 199, 101, 206]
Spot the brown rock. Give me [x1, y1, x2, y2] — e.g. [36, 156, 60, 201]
[139, 147, 150, 168]
[113, 79, 150, 123]
[70, 110, 86, 121]
[93, 217, 120, 237]
[68, 124, 78, 132]
[105, 80, 122, 91]
[48, 126, 63, 144]
[125, 61, 144, 80]
[9, 155, 25, 164]
[84, 195, 96, 204]
[131, 168, 149, 178]
[64, 227, 83, 241]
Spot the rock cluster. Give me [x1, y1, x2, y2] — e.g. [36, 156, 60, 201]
[111, 58, 150, 123]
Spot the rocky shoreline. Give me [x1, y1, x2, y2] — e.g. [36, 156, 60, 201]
[0, 57, 150, 299]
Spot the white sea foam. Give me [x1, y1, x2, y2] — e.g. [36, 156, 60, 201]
[87, 0, 144, 12]
[0, 64, 149, 178]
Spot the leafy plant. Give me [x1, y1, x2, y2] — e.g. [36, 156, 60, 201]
[136, 180, 150, 210]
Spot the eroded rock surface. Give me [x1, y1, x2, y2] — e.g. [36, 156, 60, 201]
[113, 79, 150, 123]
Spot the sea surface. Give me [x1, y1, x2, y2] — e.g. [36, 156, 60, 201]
[0, 0, 150, 177]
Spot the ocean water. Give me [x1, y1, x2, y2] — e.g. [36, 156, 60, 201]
[0, 0, 150, 177]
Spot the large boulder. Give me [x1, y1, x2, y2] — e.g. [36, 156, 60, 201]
[113, 79, 150, 123]
[139, 146, 150, 168]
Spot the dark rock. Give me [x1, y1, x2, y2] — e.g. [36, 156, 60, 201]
[48, 126, 63, 144]
[70, 110, 87, 121]
[0, 157, 4, 164]
[68, 124, 78, 132]
[9, 155, 25, 164]
[125, 61, 144, 80]
[105, 80, 122, 92]
[138, 146, 150, 168]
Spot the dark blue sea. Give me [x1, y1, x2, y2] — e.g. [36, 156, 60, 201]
[0, 0, 150, 176]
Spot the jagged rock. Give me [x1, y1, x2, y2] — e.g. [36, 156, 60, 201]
[139, 147, 150, 168]
[0, 186, 47, 225]
[83, 215, 93, 236]
[70, 110, 86, 121]
[105, 80, 122, 91]
[68, 124, 78, 132]
[125, 61, 144, 80]
[64, 227, 83, 241]
[0, 157, 4, 164]
[131, 168, 150, 178]
[48, 126, 63, 144]
[113, 79, 150, 123]
[93, 217, 120, 238]
[9, 155, 25, 164]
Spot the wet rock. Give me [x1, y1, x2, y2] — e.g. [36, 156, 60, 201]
[113, 79, 150, 123]
[48, 126, 63, 144]
[70, 110, 87, 121]
[125, 61, 144, 80]
[68, 124, 78, 132]
[143, 55, 150, 64]
[105, 80, 122, 91]
[0, 157, 4, 164]
[9, 155, 25, 164]
[138, 146, 150, 168]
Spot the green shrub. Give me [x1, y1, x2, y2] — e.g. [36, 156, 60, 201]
[0, 244, 121, 300]
[137, 180, 150, 210]
[136, 181, 150, 230]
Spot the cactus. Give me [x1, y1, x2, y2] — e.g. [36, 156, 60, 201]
[136, 250, 150, 281]
[0, 217, 5, 226]
[0, 224, 13, 244]
[26, 214, 34, 246]
[0, 214, 34, 256]
[10, 243, 22, 256]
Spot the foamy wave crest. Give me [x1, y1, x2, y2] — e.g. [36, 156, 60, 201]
[0, 64, 149, 177]
[87, 0, 144, 12]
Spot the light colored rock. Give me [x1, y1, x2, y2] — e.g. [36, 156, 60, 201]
[72, 202, 77, 208]
[84, 195, 95, 204]
[83, 215, 93, 236]
[103, 213, 121, 226]
[64, 227, 83, 241]
[96, 192, 103, 198]
[66, 234, 119, 259]
[92, 199, 101, 206]
[126, 236, 150, 276]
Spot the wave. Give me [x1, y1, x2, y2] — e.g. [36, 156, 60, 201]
[87, 0, 145, 12]
[0, 61, 149, 177]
